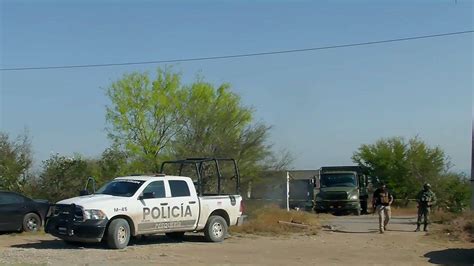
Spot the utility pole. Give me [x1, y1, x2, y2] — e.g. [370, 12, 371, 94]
[286, 171, 290, 211]
[471, 125, 474, 210]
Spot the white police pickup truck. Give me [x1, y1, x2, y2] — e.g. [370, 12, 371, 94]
[45, 174, 243, 249]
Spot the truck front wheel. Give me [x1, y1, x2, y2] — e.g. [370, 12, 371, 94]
[360, 200, 368, 214]
[106, 218, 130, 249]
[204, 215, 227, 242]
[353, 208, 361, 216]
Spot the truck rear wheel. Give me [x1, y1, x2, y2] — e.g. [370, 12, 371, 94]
[106, 218, 130, 249]
[204, 215, 227, 242]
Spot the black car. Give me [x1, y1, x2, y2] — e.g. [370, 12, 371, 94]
[0, 191, 50, 232]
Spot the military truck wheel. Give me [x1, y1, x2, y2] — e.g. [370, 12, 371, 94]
[22, 213, 41, 232]
[360, 200, 368, 214]
[204, 215, 227, 242]
[106, 218, 130, 249]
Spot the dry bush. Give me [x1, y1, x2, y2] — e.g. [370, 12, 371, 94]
[431, 210, 459, 224]
[437, 212, 474, 243]
[230, 206, 320, 236]
[242, 200, 281, 217]
[389, 207, 460, 220]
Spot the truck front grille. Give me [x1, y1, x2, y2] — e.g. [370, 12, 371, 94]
[324, 192, 348, 200]
[54, 204, 84, 222]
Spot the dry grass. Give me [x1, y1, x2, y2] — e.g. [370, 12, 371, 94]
[431, 210, 459, 224]
[1, 229, 46, 237]
[386, 207, 473, 243]
[434, 212, 474, 243]
[230, 206, 321, 236]
[389, 207, 462, 222]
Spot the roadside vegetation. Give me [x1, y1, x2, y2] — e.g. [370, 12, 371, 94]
[353, 136, 471, 213]
[231, 206, 321, 236]
[1, 67, 291, 202]
[390, 207, 473, 243]
[0, 68, 470, 221]
[430, 211, 474, 243]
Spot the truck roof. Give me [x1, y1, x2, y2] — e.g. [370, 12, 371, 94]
[320, 170, 357, 173]
[320, 166, 366, 174]
[114, 175, 190, 181]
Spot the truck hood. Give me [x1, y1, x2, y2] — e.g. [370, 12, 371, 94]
[320, 187, 358, 193]
[57, 194, 129, 209]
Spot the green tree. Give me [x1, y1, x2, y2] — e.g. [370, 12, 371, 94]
[35, 153, 94, 202]
[106, 68, 291, 178]
[96, 147, 129, 181]
[435, 172, 471, 212]
[106, 68, 187, 172]
[352, 136, 449, 202]
[0, 132, 32, 192]
[25, 148, 133, 201]
[173, 80, 290, 188]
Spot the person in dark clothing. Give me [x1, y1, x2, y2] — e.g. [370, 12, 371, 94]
[372, 183, 394, 234]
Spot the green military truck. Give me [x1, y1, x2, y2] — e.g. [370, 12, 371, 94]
[314, 166, 369, 215]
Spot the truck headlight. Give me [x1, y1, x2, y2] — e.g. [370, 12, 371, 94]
[83, 209, 107, 220]
[349, 195, 359, 200]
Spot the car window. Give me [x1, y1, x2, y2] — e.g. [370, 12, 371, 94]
[142, 181, 166, 198]
[169, 180, 190, 197]
[0, 193, 25, 204]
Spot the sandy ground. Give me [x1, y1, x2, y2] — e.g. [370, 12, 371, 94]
[0, 214, 472, 265]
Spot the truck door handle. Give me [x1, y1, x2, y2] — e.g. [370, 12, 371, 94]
[160, 203, 168, 206]
[189, 201, 196, 204]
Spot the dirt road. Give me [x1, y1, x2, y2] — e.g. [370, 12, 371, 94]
[0, 214, 472, 265]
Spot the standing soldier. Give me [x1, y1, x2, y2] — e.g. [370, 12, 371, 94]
[372, 183, 394, 234]
[415, 183, 437, 232]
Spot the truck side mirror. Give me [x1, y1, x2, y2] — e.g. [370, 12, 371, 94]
[81, 177, 96, 196]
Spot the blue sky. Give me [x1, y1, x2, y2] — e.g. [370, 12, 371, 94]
[1, 0, 472, 172]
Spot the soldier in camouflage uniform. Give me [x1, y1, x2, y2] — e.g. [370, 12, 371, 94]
[415, 183, 437, 232]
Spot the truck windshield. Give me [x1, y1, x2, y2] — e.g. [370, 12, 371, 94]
[320, 173, 357, 188]
[95, 180, 145, 197]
